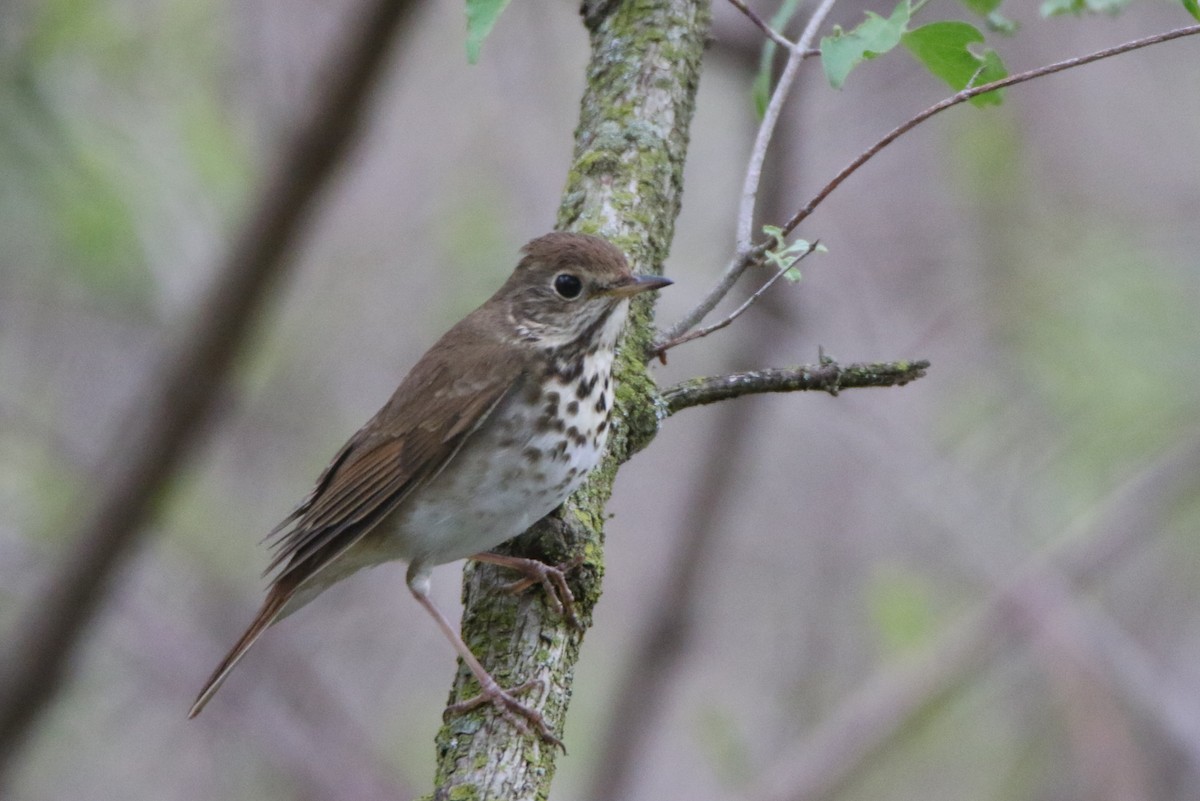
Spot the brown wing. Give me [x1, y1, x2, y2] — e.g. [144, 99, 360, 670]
[188, 310, 528, 718]
[265, 310, 529, 589]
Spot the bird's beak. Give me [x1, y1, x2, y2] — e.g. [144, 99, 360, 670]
[607, 273, 673, 298]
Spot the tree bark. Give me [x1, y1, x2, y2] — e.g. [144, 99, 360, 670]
[430, 0, 711, 796]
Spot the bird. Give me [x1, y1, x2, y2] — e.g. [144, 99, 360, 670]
[188, 231, 671, 745]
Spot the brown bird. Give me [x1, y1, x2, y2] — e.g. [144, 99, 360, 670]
[189, 232, 670, 744]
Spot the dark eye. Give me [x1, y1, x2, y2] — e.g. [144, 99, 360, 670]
[553, 273, 583, 299]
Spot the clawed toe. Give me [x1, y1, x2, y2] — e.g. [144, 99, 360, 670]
[444, 678, 564, 750]
[473, 552, 585, 629]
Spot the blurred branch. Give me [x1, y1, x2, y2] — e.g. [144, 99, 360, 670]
[663, 358, 930, 415]
[132, 580, 414, 800]
[887, 404, 1200, 781]
[0, 0, 420, 779]
[587, 366, 762, 801]
[747, 437, 1200, 801]
[588, 82, 808, 801]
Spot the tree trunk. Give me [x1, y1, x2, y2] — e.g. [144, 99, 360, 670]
[431, 0, 712, 796]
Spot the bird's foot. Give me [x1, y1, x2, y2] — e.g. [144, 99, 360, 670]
[473, 552, 584, 629]
[444, 678, 565, 751]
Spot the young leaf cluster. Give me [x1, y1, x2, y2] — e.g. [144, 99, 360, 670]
[762, 226, 826, 282]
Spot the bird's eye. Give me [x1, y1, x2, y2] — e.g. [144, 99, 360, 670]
[553, 273, 583, 299]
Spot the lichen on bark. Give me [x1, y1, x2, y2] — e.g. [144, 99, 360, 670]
[429, 0, 711, 797]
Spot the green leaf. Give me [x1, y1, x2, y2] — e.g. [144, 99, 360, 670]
[761, 227, 824, 282]
[901, 21, 1008, 107]
[1039, 0, 1130, 16]
[1183, 0, 1200, 22]
[751, 0, 803, 117]
[954, 0, 1018, 33]
[465, 0, 512, 64]
[985, 10, 1019, 34]
[957, 0, 1001, 13]
[820, 1, 911, 89]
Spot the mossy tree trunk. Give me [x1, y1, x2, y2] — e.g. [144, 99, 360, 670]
[431, 0, 711, 796]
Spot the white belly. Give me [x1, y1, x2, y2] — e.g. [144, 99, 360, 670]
[371, 359, 614, 568]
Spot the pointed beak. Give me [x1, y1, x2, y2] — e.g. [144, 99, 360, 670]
[608, 273, 673, 298]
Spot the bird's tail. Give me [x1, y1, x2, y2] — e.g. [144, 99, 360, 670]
[188, 585, 292, 718]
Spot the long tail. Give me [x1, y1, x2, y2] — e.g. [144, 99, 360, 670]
[188, 585, 292, 718]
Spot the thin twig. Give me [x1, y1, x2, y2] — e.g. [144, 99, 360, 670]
[779, 23, 1200, 237]
[659, 23, 1200, 350]
[655, 240, 817, 356]
[736, 52, 798, 246]
[658, 0, 838, 347]
[663, 358, 930, 415]
[739, 0, 835, 244]
[727, 0, 798, 51]
[737, 0, 836, 249]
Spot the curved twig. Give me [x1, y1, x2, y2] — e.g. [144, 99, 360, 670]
[779, 23, 1200, 237]
[655, 239, 818, 357]
[658, 0, 838, 346]
[727, 0, 799, 51]
[659, 22, 1200, 349]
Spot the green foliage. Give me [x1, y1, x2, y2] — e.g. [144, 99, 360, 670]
[48, 155, 148, 295]
[1182, 0, 1200, 21]
[956, 0, 1001, 13]
[0, 0, 250, 310]
[465, 0, 513, 64]
[25, 0, 129, 67]
[902, 22, 1007, 106]
[983, 11, 1019, 34]
[179, 93, 249, 199]
[1020, 237, 1200, 484]
[1039, 0, 1130, 15]
[820, 0, 1009, 104]
[0, 90, 152, 304]
[820, 2, 911, 89]
[1, 436, 83, 545]
[693, 705, 753, 786]
[751, 0, 803, 117]
[867, 567, 938, 653]
[434, 176, 516, 319]
[762, 225, 825, 281]
[955, 0, 1019, 31]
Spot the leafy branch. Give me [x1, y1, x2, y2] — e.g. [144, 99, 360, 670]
[657, 19, 1200, 353]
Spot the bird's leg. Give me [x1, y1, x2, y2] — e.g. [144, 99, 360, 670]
[471, 551, 584, 629]
[406, 565, 564, 750]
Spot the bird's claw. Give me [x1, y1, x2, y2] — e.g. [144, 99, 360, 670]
[495, 554, 584, 629]
[444, 678, 565, 751]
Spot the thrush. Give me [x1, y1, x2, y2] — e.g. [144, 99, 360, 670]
[188, 232, 671, 745]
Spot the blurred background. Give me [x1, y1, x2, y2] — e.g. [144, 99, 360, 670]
[1, 0, 1198, 799]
